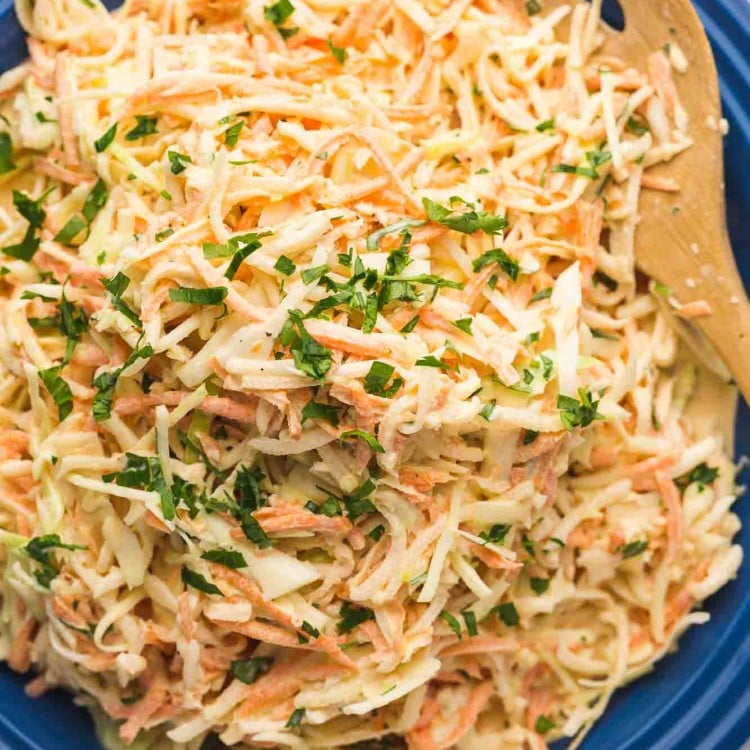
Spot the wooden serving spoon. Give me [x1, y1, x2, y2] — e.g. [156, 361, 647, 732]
[538, 0, 750, 402]
[602, 0, 750, 403]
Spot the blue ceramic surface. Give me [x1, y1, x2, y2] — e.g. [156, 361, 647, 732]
[0, 1, 749, 748]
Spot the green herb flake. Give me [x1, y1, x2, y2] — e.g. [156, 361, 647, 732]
[675, 462, 719, 492]
[616, 540, 649, 559]
[439, 611, 462, 639]
[155, 227, 174, 242]
[558, 388, 603, 431]
[281, 310, 333, 382]
[461, 610, 478, 636]
[479, 400, 496, 421]
[301, 264, 329, 285]
[592, 270, 618, 291]
[337, 601, 375, 634]
[24, 534, 86, 588]
[54, 216, 88, 245]
[285, 707, 305, 729]
[39, 366, 74, 421]
[626, 115, 650, 136]
[301, 401, 340, 426]
[535, 715, 555, 735]
[169, 286, 228, 306]
[94, 123, 118, 153]
[82, 179, 109, 224]
[423, 196, 508, 236]
[339, 429, 385, 454]
[496, 601, 520, 627]
[472, 247, 520, 281]
[181, 566, 223, 596]
[274, 255, 296, 276]
[368, 524, 385, 542]
[523, 430, 539, 445]
[124, 115, 158, 141]
[479, 524, 510, 545]
[453, 317, 473, 334]
[201, 549, 247, 569]
[530, 287, 553, 303]
[535, 118, 554, 132]
[224, 121, 244, 147]
[102, 272, 142, 328]
[230, 657, 273, 684]
[301, 620, 320, 638]
[92, 344, 152, 422]
[105, 452, 175, 519]
[526, 0, 542, 15]
[416, 355, 453, 371]
[551, 163, 599, 179]
[400, 315, 420, 333]
[0, 132, 16, 174]
[327, 37, 347, 64]
[530, 577, 550, 595]
[363, 361, 403, 398]
[168, 151, 192, 175]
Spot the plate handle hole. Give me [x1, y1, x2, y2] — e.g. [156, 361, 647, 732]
[600, 0, 625, 31]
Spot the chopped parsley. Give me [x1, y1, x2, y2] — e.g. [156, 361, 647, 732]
[339, 429, 385, 453]
[264, 0, 298, 38]
[105, 452, 176, 520]
[461, 610, 478, 636]
[285, 707, 305, 729]
[274, 255, 296, 276]
[626, 115, 650, 136]
[38, 366, 74, 421]
[535, 715, 555, 734]
[557, 388, 603, 430]
[530, 287, 553, 303]
[616, 540, 648, 559]
[94, 123, 118, 153]
[101, 272, 142, 328]
[279, 310, 333, 381]
[593, 270, 618, 291]
[327, 37, 348, 64]
[530, 577, 550, 595]
[400, 315, 420, 333]
[169, 286, 228, 306]
[167, 151, 192, 174]
[24, 534, 86, 588]
[551, 163, 599, 179]
[306, 496, 342, 517]
[535, 118, 554, 132]
[368, 524, 385, 542]
[181, 566, 223, 596]
[54, 216, 87, 245]
[479, 400, 496, 421]
[224, 121, 244, 147]
[423, 196, 508, 236]
[363, 361, 403, 398]
[301, 264, 329, 285]
[439, 611, 462, 639]
[3, 189, 52, 261]
[82, 179, 109, 224]
[92, 343, 153, 422]
[675, 463, 719, 492]
[523, 429, 539, 445]
[124, 115, 158, 141]
[230, 657, 273, 684]
[301, 401, 340, 425]
[201, 549, 247, 569]
[453, 317, 473, 334]
[345, 478, 377, 520]
[0, 132, 16, 173]
[496, 602, 520, 627]
[479, 524, 510, 545]
[337, 602, 375, 633]
[416, 355, 453, 371]
[472, 247, 520, 281]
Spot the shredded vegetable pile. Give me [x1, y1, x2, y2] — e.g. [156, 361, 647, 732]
[0, 0, 743, 748]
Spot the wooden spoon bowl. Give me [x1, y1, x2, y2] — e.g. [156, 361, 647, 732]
[539, 0, 750, 401]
